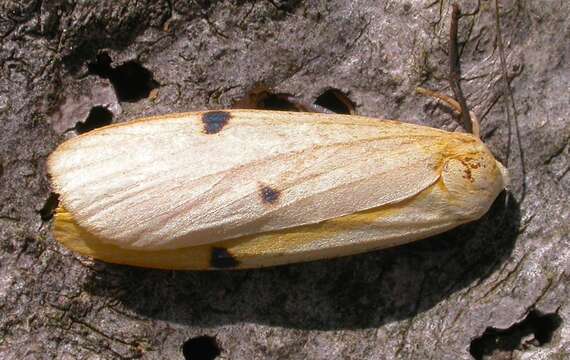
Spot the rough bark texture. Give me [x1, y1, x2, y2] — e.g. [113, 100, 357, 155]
[0, 0, 568, 359]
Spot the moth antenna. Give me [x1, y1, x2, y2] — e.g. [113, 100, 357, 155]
[494, 0, 526, 201]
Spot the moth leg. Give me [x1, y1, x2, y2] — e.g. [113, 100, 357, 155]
[416, 87, 480, 138]
[414, 4, 481, 138]
[235, 91, 334, 114]
[279, 95, 335, 114]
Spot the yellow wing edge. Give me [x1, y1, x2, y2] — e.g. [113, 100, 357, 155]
[53, 191, 442, 270]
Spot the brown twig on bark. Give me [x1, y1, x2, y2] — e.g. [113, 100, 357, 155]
[448, 3, 473, 134]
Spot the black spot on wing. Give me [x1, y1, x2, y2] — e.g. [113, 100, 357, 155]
[202, 111, 231, 134]
[260, 185, 280, 204]
[210, 247, 239, 269]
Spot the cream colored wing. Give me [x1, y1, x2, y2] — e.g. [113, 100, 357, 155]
[48, 110, 450, 250]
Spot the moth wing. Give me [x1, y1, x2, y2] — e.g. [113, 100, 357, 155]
[48, 110, 446, 250]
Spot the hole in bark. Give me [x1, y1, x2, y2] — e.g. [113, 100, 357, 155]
[182, 335, 221, 360]
[87, 53, 113, 77]
[75, 106, 113, 134]
[314, 89, 355, 114]
[111, 62, 159, 101]
[469, 310, 562, 360]
[39, 193, 60, 221]
[88, 53, 159, 102]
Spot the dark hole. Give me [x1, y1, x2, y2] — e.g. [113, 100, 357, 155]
[110, 62, 159, 102]
[314, 89, 355, 114]
[88, 53, 159, 102]
[87, 53, 113, 77]
[39, 192, 60, 221]
[469, 310, 562, 360]
[182, 335, 221, 360]
[76, 106, 113, 134]
[257, 93, 299, 111]
[532, 312, 562, 344]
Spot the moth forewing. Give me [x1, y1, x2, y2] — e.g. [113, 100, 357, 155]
[48, 110, 443, 251]
[48, 110, 508, 269]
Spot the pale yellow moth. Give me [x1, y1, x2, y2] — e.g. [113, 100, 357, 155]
[48, 100, 509, 270]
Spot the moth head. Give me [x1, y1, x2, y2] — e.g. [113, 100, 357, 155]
[441, 140, 509, 221]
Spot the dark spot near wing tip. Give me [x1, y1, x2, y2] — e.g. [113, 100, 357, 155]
[260, 185, 280, 204]
[202, 111, 231, 134]
[210, 247, 239, 269]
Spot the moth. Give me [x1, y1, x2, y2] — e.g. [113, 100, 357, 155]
[48, 100, 509, 270]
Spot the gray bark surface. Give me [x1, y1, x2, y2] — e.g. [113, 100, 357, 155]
[0, 0, 568, 359]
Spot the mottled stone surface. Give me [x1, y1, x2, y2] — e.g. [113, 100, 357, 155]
[0, 0, 568, 359]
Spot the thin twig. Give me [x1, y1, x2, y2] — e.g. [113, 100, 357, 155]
[448, 3, 473, 134]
